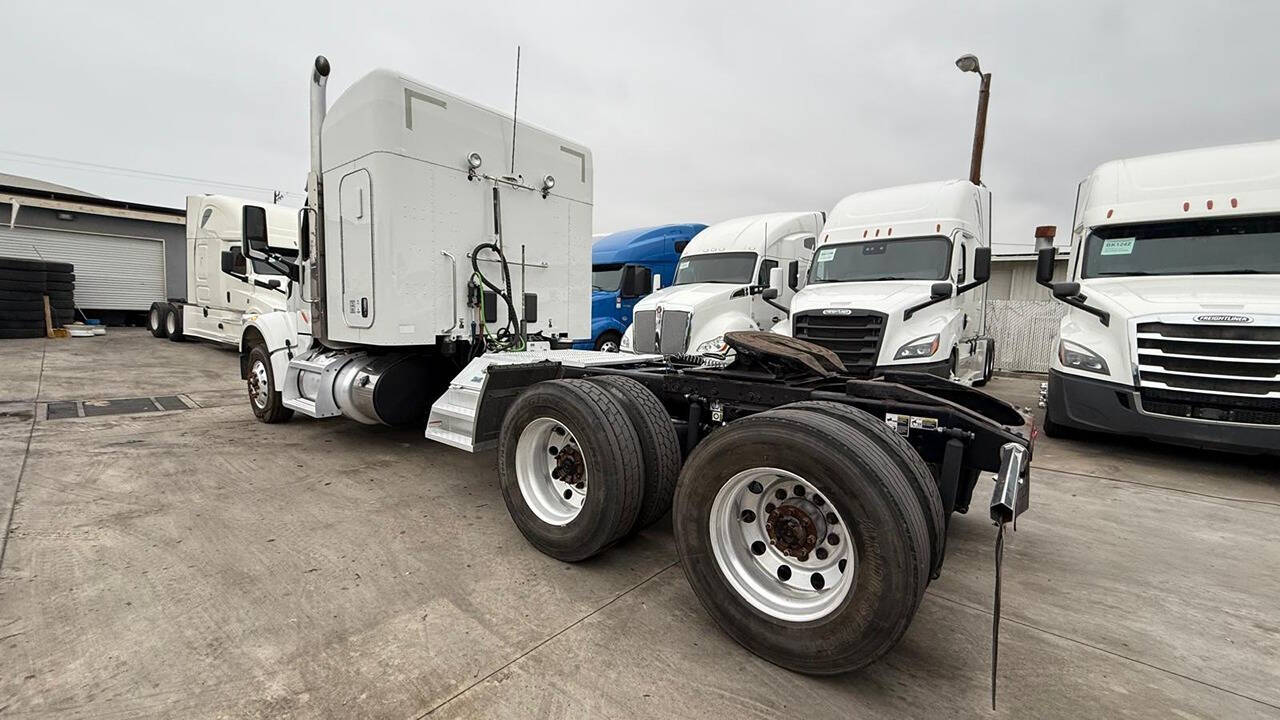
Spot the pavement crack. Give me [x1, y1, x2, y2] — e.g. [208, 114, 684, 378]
[416, 560, 680, 718]
[927, 590, 1280, 712]
[1035, 464, 1280, 509]
[0, 337, 47, 577]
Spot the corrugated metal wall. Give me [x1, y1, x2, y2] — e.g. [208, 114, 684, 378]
[0, 225, 166, 310]
[986, 300, 1066, 373]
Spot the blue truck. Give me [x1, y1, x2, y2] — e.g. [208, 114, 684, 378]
[574, 223, 707, 351]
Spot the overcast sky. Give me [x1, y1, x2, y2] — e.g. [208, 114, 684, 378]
[3, 1, 1277, 251]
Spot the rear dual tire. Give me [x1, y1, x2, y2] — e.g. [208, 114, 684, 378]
[499, 379, 645, 562]
[148, 302, 169, 338]
[674, 406, 931, 674]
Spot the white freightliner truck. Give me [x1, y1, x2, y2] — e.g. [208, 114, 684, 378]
[146, 195, 299, 345]
[1036, 140, 1280, 454]
[776, 180, 995, 385]
[237, 56, 1033, 680]
[619, 212, 822, 358]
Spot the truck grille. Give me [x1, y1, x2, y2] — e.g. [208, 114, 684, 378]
[792, 310, 886, 377]
[1135, 321, 1280, 424]
[631, 309, 691, 355]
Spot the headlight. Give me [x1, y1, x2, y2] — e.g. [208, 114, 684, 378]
[695, 336, 729, 356]
[894, 334, 940, 360]
[1058, 339, 1109, 374]
[620, 327, 633, 351]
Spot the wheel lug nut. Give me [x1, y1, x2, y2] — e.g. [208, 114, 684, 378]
[815, 547, 828, 560]
[740, 509, 756, 523]
[793, 485, 805, 497]
[751, 541, 766, 555]
[747, 481, 763, 494]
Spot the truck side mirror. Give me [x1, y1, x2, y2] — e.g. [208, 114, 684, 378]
[1034, 225, 1057, 287]
[652, 273, 662, 292]
[787, 260, 800, 290]
[972, 247, 991, 284]
[930, 282, 954, 299]
[1052, 282, 1081, 299]
[242, 205, 269, 260]
[621, 266, 652, 298]
[762, 267, 783, 300]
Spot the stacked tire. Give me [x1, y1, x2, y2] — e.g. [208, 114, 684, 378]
[0, 256, 74, 339]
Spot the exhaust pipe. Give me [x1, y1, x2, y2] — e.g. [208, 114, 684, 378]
[308, 55, 331, 342]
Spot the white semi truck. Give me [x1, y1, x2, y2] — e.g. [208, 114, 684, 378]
[1036, 139, 1280, 454]
[619, 212, 822, 358]
[147, 195, 299, 345]
[236, 56, 1033, 681]
[775, 180, 994, 385]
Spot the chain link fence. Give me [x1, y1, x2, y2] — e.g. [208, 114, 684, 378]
[985, 300, 1066, 373]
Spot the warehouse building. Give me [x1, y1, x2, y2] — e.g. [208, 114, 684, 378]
[0, 173, 184, 322]
[986, 249, 1069, 301]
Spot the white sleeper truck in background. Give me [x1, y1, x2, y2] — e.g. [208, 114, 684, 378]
[147, 195, 298, 346]
[777, 180, 995, 385]
[620, 212, 822, 358]
[1037, 139, 1280, 453]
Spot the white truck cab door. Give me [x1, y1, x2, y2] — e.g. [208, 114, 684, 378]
[751, 257, 783, 329]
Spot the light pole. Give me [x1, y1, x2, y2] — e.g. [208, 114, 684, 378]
[956, 53, 991, 186]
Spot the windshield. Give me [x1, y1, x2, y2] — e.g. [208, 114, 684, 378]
[673, 252, 758, 285]
[1082, 216, 1280, 278]
[592, 264, 624, 292]
[809, 237, 951, 283]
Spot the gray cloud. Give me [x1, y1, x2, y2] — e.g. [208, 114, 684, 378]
[3, 0, 1276, 251]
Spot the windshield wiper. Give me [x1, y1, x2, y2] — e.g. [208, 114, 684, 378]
[1187, 269, 1271, 275]
[1093, 271, 1160, 276]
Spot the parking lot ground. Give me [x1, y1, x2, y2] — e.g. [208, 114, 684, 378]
[1, 329, 1277, 719]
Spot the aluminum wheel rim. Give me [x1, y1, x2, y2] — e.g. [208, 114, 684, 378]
[149, 309, 159, 330]
[248, 359, 270, 409]
[515, 417, 587, 526]
[710, 467, 856, 622]
[599, 340, 619, 353]
[166, 313, 176, 335]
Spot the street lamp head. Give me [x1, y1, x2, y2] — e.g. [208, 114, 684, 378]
[955, 54, 982, 74]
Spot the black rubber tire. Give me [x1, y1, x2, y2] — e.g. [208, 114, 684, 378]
[0, 309, 46, 322]
[0, 299, 45, 313]
[586, 374, 682, 532]
[498, 379, 644, 562]
[0, 279, 45, 293]
[594, 331, 622, 353]
[147, 303, 169, 338]
[46, 291, 74, 303]
[0, 327, 45, 339]
[778, 400, 945, 578]
[1041, 404, 1072, 439]
[0, 268, 44, 283]
[246, 344, 293, 423]
[0, 320, 45, 330]
[973, 338, 995, 387]
[165, 303, 185, 341]
[0, 289, 42, 301]
[0, 257, 46, 272]
[673, 407, 930, 675]
[43, 261, 73, 274]
[45, 281, 74, 292]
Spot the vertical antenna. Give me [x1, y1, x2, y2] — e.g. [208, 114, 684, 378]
[510, 45, 521, 174]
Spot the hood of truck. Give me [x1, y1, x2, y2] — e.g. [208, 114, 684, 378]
[634, 282, 745, 313]
[790, 280, 933, 315]
[1082, 276, 1280, 315]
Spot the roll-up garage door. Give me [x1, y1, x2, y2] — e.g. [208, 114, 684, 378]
[0, 226, 166, 310]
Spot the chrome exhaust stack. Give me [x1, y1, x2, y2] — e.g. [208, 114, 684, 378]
[307, 55, 331, 342]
